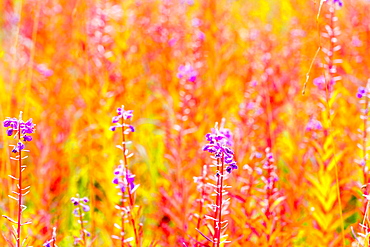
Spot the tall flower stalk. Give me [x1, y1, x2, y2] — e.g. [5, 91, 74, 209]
[198, 122, 237, 247]
[192, 164, 212, 247]
[321, 1, 345, 244]
[353, 82, 370, 246]
[110, 106, 141, 247]
[71, 195, 91, 246]
[357, 83, 370, 196]
[2, 111, 35, 247]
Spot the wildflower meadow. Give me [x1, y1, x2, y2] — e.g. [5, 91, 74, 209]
[1, 0, 370, 246]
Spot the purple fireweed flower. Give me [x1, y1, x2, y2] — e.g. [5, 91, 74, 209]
[4, 117, 18, 128]
[357, 86, 367, 99]
[36, 64, 54, 77]
[71, 196, 91, 209]
[23, 135, 32, 142]
[71, 194, 90, 226]
[226, 162, 238, 173]
[112, 116, 120, 123]
[72, 208, 79, 216]
[313, 76, 337, 92]
[224, 155, 234, 164]
[3, 115, 36, 142]
[23, 119, 35, 133]
[203, 123, 237, 173]
[114, 167, 121, 175]
[313, 76, 325, 90]
[197, 31, 205, 41]
[71, 197, 79, 206]
[82, 205, 90, 212]
[11, 141, 25, 153]
[117, 107, 133, 119]
[43, 241, 52, 247]
[177, 64, 198, 82]
[110, 106, 134, 132]
[306, 118, 323, 131]
[113, 166, 136, 193]
[220, 128, 233, 147]
[335, 0, 343, 7]
[325, 0, 343, 7]
[267, 152, 273, 160]
[84, 229, 91, 237]
[17, 141, 25, 151]
[6, 128, 13, 136]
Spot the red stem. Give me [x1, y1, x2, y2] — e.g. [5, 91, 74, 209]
[77, 195, 86, 247]
[120, 114, 139, 247]
[216, 156, 225, 247]
[212, 162, 220, 247]
[195, 166, 207, 247]
[17, 125, 22, 247]
[212, 155, 224, 247]
[121, 192, 126, 247]
[265, 159, 273, 245]
[363, 96, 369, 198]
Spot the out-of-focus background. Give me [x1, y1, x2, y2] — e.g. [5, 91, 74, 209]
[0, 0, 368, 246]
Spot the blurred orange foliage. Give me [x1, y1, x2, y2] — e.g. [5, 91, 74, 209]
[0, 0, 368, 246]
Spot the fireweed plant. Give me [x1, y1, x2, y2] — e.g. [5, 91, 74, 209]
[71, 195, 91, 246]
[197, 123, 237, 247]
[352, 82, 370, 246]
[356, 83, 369, 173]
[110, 106, 142, 247]
[319, 0, 345, 244]
[303, 0, 346, 245]
[192, 164, 212, 247]
[2, 112, 35, 247]
[258, 148, 285, 244]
